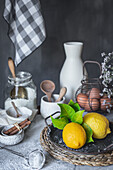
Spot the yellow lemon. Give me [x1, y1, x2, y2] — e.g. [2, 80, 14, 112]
[83, 112, 111, 139]
[62, 122, 86, 149]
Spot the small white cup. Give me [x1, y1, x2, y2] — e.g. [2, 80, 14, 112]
[6, 107, 32, 124]
[40, 94, 65, 118]
[0, 125, 24, 145]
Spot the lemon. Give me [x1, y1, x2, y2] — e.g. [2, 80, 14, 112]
[83, 112, 111, 139]
[62, 122, 86, 149]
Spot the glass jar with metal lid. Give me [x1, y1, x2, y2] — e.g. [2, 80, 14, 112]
[4, 71, 37, 110]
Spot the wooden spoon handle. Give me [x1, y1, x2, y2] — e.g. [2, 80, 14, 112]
[8, 58, 16, 78]
[11, 101, 21, 117]
[47, 93, 52, 102]
[56, 87, 67, 102]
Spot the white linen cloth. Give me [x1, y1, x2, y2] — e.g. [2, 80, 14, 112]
[3, 0, 46, 66]
[0, 108, 38, 127]
[0, 109, 9, 126]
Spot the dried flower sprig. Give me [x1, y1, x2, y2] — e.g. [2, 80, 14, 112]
[100, 52, 113, 98]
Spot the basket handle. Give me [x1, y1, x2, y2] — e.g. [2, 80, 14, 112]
[45, 111, 61, 127]
[83, 60, 102, 77]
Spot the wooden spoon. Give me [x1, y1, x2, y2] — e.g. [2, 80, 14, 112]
[11, 101, 22, 117]
[56, 87, 67, 102]
[8, 58, 28, 99]
[8, 58, 16, 78]
[40, 80, 55, 102]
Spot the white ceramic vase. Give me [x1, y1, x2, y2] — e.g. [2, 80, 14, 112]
[60, 42, 84, 103]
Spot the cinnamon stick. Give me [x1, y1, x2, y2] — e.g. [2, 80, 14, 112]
[9, 120, 31, 135]
[4, 119, 29, 135]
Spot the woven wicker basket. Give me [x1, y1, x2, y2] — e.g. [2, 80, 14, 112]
[40, 126, 113, 166]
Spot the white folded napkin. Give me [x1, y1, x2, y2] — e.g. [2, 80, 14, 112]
[0, 109, 9, 126]
[0, 108, 38, 127]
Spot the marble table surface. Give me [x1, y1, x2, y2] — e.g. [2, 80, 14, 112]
[0, 113, 113, 170]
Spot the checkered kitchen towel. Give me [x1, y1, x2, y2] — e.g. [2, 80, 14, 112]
[3, 0, 46, 66]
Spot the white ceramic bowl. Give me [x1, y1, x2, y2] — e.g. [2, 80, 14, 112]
[6, 107, 32, 124]
[40, 94, 65, 118]
[0, 125, 24, 145]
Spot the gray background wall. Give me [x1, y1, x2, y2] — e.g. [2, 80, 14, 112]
[0, 0, 113, 108]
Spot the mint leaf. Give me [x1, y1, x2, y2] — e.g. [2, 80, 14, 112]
[68, 99, 80, 112]
[82, 122, 94, 143]
[58, 103, 75, 119]
[51, 116, 69, 130]
[71, 110, 84, 124]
